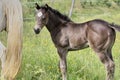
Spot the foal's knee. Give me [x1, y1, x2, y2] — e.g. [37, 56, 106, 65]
[98, 53, 108, 64]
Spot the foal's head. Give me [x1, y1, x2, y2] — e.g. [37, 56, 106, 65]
[34, 3, 49, 34]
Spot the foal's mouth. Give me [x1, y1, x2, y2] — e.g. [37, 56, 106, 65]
[34, 28, 40, 34]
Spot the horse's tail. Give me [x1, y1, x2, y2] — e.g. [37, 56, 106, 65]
[109, 23, 120, 32]
[1, 0, 23, 79]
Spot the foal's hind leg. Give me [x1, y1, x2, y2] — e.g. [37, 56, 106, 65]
[57, 47, 68, 80]
[95, 50, 115, 80]
[106, 49, 115, 80]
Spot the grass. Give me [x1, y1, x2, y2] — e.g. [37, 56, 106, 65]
[1, 1, 120, 80]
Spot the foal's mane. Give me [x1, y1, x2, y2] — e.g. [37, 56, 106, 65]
[44, 5, 72, 22]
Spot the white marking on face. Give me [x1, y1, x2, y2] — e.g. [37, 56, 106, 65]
[37, 12, 43, 17]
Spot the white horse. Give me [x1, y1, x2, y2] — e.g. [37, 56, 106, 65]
[0, 0, 23, 80]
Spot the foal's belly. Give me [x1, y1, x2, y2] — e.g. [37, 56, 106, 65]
[68, 42, 89, 51]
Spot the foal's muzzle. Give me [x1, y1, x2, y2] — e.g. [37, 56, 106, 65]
[34, 28, 40, 34]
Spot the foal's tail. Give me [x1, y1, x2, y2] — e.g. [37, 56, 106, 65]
[109, 23, 120, 32]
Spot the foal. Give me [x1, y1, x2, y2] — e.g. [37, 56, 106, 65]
[34, 3, 120, 80]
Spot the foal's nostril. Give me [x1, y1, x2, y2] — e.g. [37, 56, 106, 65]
[34, 28, 40, 34]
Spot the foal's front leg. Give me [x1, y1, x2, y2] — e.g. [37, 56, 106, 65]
[57, 48, 68, 80]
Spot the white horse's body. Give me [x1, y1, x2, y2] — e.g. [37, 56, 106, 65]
[0, 1, 6, 32]
[0, 0, 23, 80]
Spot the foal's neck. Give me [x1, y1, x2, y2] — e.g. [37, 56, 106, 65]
[46, 12, 62, 33]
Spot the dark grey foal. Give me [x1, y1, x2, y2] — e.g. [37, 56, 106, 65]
[34, 3, 120, 80]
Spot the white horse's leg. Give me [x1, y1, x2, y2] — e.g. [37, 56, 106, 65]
[0, 42, 6, 80]
[0, 42, 6, 69]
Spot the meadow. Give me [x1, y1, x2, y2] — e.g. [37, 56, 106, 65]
[1, 0, 120, 80]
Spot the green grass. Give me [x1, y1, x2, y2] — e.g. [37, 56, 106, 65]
[1, 1, 120, 80]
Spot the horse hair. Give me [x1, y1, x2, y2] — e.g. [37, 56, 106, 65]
[41, 5, 72, 22]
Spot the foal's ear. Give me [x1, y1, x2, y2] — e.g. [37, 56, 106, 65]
[35, 3, 40, 10]
[44, 4, 49, 11]
[44, 4, 49, 10]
